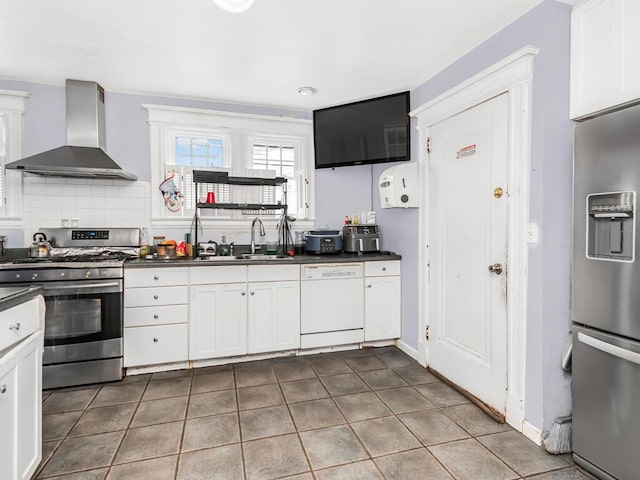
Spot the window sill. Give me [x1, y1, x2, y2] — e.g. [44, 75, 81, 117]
[0, 218, 24, 227]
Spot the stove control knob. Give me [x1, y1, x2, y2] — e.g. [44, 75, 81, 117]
[31, 273, 38, 280]
[85, 271, 92, 278]
[59, 272, 65, 277]
[15, 273, 20, 279]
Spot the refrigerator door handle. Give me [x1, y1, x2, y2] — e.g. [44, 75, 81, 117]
[578, 332, 640, 365]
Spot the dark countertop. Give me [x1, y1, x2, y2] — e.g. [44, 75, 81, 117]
[0, 285, 42, 313]
[125, 251, 402, 268]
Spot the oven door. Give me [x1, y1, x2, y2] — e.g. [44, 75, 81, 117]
[37, 279, 123, 365]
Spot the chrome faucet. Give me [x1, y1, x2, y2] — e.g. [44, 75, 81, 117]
[250, 217, 266, 254]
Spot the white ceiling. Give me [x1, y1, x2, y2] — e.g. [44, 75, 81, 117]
[0, 0, 547, 110]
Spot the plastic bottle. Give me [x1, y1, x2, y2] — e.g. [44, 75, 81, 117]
[139, 228, 150, 258]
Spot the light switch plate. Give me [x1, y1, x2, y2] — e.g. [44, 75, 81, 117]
[527, 223, 539, 244]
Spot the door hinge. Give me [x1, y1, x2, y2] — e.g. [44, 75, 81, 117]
[425, 325, 430, 341]
[426, 137, 431, 154]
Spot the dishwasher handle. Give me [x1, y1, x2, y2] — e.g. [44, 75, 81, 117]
[578, 332, 640, 365]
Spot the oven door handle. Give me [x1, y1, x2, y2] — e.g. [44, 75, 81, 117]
[41, 282, 121, 291]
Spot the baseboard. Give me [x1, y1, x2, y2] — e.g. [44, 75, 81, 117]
[396, 339, 419, 361]
[522, 420, 543, 446]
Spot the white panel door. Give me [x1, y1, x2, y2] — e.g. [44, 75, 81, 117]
[189, 284, 247, 360]
[247, 281, 300, 354]
[428, 93, 509, 413]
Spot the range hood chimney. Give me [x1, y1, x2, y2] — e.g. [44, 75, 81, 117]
[6, 79, 137, 181]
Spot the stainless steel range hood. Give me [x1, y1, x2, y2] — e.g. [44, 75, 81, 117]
[6, 79, 137, 181]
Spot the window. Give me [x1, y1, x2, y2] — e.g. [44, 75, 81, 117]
[248, 139, 299, 216]
[175, 137, 224, 168]
[145, 104, 314, 227]
[0, 90, 28, 220]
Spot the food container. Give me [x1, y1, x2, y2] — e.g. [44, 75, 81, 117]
[153, 235, 165, 255]
[156, 242, 175, 259]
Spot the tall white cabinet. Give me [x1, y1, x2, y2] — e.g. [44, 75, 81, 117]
[0, 294, 44, 480]
[571, 0, 640, 119]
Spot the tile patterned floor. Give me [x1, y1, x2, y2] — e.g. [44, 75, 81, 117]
[36, 347, 593, 480]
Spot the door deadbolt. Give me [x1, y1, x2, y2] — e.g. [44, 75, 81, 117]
[493, 187, 504, 198]
[488, 263, 503, 275]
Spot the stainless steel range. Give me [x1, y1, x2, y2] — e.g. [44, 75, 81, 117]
[0, 228, 139, 389]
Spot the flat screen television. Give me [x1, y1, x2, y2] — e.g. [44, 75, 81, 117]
[313, 91, 410, 169]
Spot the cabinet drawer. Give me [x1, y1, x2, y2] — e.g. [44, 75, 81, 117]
[190, 266, 247, 285]
[365, 260, 400, 277]
[248, 264, 300, 282]
[124, 286, 188, 308]
[124, 304, 188, 327]
[125, 267, 188, 288]
[0, 297, 41, 352]
[124, 324, 188, 367]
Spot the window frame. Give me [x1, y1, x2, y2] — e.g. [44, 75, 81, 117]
[0, 89, 28, 223]
[144, 104, 314, 229]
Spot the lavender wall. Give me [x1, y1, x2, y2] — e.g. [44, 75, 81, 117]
[0, 79, 310, 181]
[316, 0, 573, 433]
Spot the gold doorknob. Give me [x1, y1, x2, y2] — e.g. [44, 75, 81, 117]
[493, 187, 504, 198]
[488, 263, 503, 275]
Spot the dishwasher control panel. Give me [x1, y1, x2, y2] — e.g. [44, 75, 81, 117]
[302, 263, 363, 280]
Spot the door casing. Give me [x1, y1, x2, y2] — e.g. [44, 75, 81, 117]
[409, 46, 538, 436]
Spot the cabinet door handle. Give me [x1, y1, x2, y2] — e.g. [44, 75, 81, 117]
[153, 337, 159, 343]
[241, 292, 246, 296]
[0, 384, 6, 394]
[153, 314, 159, 319]
[154, 295, 159, 300]
[154, 275, 159, 280]
[367, 284, 372, 288]
[250, 291, 255, 296]
[9, 323, 21, 331]
[382, 267, 386, 271]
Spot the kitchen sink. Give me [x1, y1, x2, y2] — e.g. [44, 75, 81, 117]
[195, 256, 239, 262]
[237, 253, 295, 260]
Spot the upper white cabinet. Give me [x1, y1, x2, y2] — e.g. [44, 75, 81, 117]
[571, 0, 640, 119]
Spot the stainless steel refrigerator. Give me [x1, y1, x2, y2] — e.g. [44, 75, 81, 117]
[573, 103, 640, 480]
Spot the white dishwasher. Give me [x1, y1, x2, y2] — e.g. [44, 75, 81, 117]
[300, 263, 364, 348]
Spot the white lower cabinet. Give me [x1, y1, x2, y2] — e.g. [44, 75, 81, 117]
[364, 261, 401, 341]
[189, 283, 248, 360]
[125, 260, 399, 368]
[248, 280, 300, 354]
[124, 324, 188, 367]
[124, 267, 189, 367]
[0, 296, 44, 480]
[189, 265, 300, 359]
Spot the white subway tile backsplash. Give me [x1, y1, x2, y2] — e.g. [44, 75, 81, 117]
[21, 179, 151, 245]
